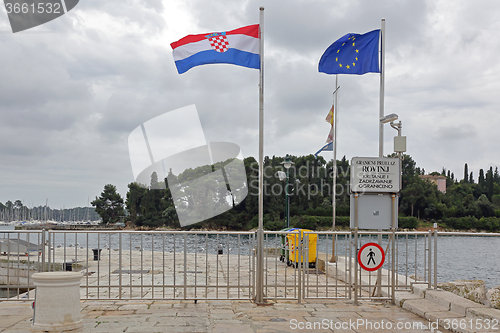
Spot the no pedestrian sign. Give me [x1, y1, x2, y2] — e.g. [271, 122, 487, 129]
[358, 242, 385, 271]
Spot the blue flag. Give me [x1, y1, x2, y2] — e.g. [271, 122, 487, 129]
[319, 29, 380, 75]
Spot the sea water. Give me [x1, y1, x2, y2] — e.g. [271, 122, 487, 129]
[1, 226, 500, 289]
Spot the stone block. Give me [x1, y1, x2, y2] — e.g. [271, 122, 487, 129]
[428, 289, 484, 315]
[486, 286, 500, 309]
[411, 283, 429, 298]
[394, 290, 421, 308]
[402, 298, 448, 318]
[465, 306, 500, 321]
[439, 280, 487, 304]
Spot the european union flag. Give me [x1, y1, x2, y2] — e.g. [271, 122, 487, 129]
[319, 29, 380, 75]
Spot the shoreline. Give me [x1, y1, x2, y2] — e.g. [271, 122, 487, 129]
[8, 221, 500, 235]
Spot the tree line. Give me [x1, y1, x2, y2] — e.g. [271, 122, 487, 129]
[91, 154, 500, 231]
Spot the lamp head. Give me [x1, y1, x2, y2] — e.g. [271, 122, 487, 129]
[380, 113, 398, 124]
[281, 154, 294, 170]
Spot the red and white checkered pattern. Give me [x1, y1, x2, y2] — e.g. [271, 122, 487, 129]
[208, 35, 229, 53]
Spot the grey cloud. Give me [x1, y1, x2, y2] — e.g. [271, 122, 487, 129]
[437, 125, 477, 141]
[2, 0, 500, 208]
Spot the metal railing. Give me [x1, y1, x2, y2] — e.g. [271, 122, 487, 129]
[46, 230, 256, 300]
[0, 228, 443, 302]
[0, 230, 44, 300]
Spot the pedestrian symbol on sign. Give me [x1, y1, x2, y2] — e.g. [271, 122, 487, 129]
[358, 243, 385, 271]
[367, 248, 376, 266]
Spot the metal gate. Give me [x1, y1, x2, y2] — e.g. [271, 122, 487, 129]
[262, 230, 436, 303]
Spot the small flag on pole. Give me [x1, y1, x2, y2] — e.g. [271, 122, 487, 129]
[318, 29, 380, 75]
[326, 127, 333, 144]
[314, 142, 333, 157]
[171, 24, 260, 74]
[325, 105, 334, 125]
[325, 105, 334, 143]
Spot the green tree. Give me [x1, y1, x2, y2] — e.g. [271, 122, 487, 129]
[477, 194, 494, 217]
[125, 182, 146, 225]
[478, 169, 485, 188]
[486, 167, 494, 199]
[92, 184, 125, 224]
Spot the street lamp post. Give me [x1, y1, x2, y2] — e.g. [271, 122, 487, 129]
[380, 113, 406, 190]
[281, 155, 294, 229]
[380, 114, 406, 302]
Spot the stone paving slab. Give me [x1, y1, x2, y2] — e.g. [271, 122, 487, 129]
[0, 299, 454, 332]
[426, 289, 482, 315]
[466, 306, 500, 321]
[403, 298, 451, 318]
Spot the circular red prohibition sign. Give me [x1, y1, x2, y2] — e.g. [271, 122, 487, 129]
[358, 242, 385, 271]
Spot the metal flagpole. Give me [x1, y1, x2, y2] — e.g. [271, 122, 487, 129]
[255, 6, 265, 304]
[377, 18, 386, 296]
[379, 18, 386, 158]
[330, 75, 339, 262]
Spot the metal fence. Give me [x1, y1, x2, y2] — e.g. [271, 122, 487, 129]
[1, 229, 438, 303]
[45, 230, 257, 301]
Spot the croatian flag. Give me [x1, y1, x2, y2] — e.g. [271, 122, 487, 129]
[171, 24, 260, 74]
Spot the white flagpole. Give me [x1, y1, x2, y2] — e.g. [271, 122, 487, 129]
[330, 75, 339, 262]
[255, 6, 265, 304]
[379, 18, 386, 158]
[376, 18, 386, 296]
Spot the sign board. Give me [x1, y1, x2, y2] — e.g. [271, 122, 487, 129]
[358, 242, 385, 271]
[350, 193, 398, 230]
[350, 157, 400, 193]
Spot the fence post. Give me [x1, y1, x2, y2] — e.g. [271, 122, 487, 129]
[376, 233, 382, 297]
[391, 193, 396, 304]
[428, 230, 432, 288]
[297, 232, 301, 304]
[348, 232, 352, 300]
[184, 233, 187, 299]
[41, 229, 46, 272]
[118, 232, 122, 299]
[47, 230, 52, 272]
[434, 230, 438, 289]
[255, 229, 264, 303]
[353, 227, 358, 305]
[353, 193, 359, 305]
[251, 233, 255, 298]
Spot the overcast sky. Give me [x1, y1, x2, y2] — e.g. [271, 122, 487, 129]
[1, 0, 499, 209]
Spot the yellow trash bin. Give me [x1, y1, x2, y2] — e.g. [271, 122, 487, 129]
[286, 229, 317, 268]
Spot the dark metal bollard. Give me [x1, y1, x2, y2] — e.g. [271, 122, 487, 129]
[217, 244, 223, 255]
[92, 248, 102, 261]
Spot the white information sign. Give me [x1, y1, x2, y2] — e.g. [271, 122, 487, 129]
[350, 157, 400, 193]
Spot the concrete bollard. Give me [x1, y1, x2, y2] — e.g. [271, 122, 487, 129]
[31, 272, 83, 332]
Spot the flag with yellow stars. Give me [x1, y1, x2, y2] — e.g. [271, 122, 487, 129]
[318, 29, 380, 75]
